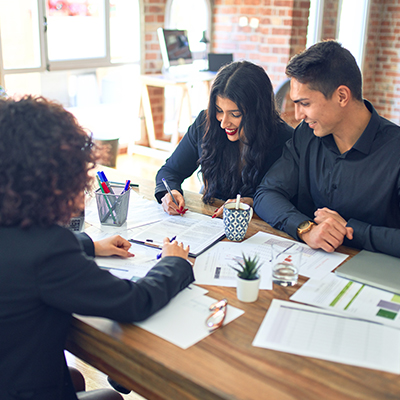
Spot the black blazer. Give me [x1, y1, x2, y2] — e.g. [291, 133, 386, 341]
[0, 225, 194, 400]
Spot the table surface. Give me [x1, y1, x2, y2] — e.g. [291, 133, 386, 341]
[66, 169, 400, 400]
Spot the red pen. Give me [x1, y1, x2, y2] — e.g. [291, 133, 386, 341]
[101, 181, 110, 194]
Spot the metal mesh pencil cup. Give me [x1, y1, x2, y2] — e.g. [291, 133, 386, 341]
[95, 186, 130, 226]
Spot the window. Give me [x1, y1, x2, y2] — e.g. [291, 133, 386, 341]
[306, 0, 325, 48]
[0, 0, 142, 146]
[337, 0, 371, 69]
[163, 0, 212, 134]
[165, 0, 211, 61]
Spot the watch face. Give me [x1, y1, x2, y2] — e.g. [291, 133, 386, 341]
[298, 221, 310, 230]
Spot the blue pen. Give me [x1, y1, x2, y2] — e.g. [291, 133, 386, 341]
[121, 180, 131, 195]
[100, 171, 115, 194]
[156, 236, 177, 260]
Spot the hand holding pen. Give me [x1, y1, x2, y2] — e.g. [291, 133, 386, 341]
[160, 236, 190, 261]
[161, 178, 188, 216]
[156, 235, 176, 259]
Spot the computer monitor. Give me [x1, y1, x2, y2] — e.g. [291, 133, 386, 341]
[157, 28, 193, 70]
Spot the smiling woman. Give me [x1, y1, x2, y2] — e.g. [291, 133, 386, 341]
[153, 60, 294, 217]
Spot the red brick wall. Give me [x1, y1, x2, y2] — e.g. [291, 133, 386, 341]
[320, 0, 339, 40]
[140, 0, 166, 142]
[211, 0, 310, 90]
[363, 0, 400, 124]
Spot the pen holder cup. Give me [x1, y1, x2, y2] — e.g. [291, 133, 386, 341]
[95, 186, 130, 227]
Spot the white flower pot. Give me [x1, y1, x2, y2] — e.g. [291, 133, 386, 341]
[236, 276, 260, 302]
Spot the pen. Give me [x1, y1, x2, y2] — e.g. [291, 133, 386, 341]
[162, 178, 179, 206]
[128, 239, 163, 250]
[156, 236, 177, 260]
[100, 171, 115, 194]
[109, 180, 139, 188]
[120, 180, 131, 195]
[96, 175, 117, 223]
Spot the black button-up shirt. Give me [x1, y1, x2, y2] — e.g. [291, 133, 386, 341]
[254, 100, 400, 257]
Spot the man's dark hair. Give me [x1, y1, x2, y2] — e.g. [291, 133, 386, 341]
[285, 40, 363, 101]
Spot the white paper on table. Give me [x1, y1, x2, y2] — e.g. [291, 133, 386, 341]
[243, 231, 348, 279]
[290, 273, 400, 329]
[95, 242, 161, 281]
[253, 299, 400, 374]
[129, 211, 225, 257]
[194, 241, 272, 290]
[135, 286, 244, 349]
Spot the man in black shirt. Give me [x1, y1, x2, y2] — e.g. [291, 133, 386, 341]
[254, 40, 400, 257]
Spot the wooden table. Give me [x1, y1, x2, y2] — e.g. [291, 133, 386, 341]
[66, 171, 400, 400]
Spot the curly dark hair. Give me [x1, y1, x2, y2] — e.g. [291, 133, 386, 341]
[199, 60, 283, 204]
[0, 96, 95, 228]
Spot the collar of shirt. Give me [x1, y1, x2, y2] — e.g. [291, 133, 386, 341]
[321, 99, 380, 156]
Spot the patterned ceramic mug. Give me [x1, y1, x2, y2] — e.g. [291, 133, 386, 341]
[223, 202, 253, 241]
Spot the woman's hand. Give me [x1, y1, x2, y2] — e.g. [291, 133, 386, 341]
[161, 237, 190, 260]
[161, 190, 187, 215]
[211, 197, 254, 218]
[94, 235, 134, 258]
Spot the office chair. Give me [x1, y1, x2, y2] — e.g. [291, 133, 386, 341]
[274, 78, 291, 113]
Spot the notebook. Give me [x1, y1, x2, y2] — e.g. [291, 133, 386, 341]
[335, 250, 400, 294]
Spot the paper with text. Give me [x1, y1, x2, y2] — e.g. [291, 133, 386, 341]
[291, 273, 400, 329]
[253, 299, 400, 374]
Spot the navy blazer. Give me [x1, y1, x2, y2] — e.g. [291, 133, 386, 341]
[0, 225, 194, 400]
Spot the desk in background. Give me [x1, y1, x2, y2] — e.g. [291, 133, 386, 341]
[66, 168, 399, 400]
[139, 72, 216, 151]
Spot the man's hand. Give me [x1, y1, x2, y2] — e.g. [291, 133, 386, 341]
[94, 235, 134, 258]
[161, 237, 190, 260]
[301, 208, 353, 252]
[161, 190, 186, 215]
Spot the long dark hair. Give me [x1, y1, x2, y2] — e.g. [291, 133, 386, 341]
[199, 60, 282, 203]
[0, 96, 95, 228]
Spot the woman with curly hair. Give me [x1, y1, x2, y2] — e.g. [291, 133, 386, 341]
[155, 60, 293, 217]
[0, 96, 193, 400]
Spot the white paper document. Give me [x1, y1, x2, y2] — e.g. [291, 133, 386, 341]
[243, 232, 348, 279]
[129, 211, 225, 257]
[135, 285, 244, 349]
[290, 273, 400, 329]
[193, 231, 348, 289]
[95, 242, 161, 281]
[253, 299, 400, 374]
[194, 241, 272, 290]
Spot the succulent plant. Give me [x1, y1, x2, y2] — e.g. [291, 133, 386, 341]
[230, 253, 262, 280]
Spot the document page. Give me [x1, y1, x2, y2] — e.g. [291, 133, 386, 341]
[243, 232, 348, 279]
[194, 231, 348, 288]
[290, 273, 400, 329]
[135, 285, 244, 349]
[129, 211, 225, 257]
[194, 241, 272, 289]
[253, 299, 400, 374]
[95, 242, 161, 281]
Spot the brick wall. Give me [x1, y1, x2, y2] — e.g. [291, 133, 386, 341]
[139, 0, 166, 142]
[321, 0, 339, 40]
[211, 0, 310, 90]
[363, 0, 400, 124]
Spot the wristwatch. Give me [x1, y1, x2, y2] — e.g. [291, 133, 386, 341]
[297, 220, 315, 237]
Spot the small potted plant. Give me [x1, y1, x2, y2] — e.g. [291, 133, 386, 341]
[230, 253, 262, 302]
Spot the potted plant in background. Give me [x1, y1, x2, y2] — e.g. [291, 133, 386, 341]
[230, 253, 262, 302]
